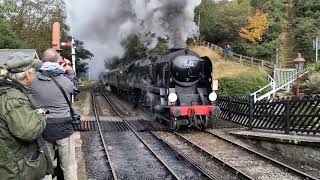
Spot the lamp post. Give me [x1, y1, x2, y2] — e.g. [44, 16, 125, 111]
[293, 53, 306, 98]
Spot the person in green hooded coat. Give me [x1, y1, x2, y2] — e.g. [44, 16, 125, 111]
[0, 56, 53, 180]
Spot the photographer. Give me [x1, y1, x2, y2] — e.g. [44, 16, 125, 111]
[0, 56, 52, 179]
[31, 48, 79, 180]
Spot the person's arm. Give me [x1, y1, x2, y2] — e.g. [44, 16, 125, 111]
[64, 65, 79, 96]
[5, 97, 46, 141]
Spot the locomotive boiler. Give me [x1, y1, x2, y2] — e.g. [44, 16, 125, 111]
[101, 49, 220, 130]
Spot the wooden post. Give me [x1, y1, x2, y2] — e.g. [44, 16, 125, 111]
[251, 57, 254, 67]
[248, 101, 253, 130]
[240, 54, 243, 64]
[261, 60, 264, 68]
[228, 97, 233, 121]
[284, 100, 290, 134]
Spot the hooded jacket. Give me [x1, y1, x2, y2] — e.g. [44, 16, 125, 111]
[31, 62, 78, 141]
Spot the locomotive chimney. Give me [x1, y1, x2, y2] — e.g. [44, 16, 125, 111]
[52, 22, 62, 54]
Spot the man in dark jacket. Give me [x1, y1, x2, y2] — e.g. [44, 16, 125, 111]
[31, 48, 79, 180]
[0, 56, 53, 180]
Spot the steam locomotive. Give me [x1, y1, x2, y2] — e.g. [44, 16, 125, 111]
[100, 49, 220, 130]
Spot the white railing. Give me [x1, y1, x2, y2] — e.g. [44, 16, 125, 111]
[251, 69, 309, 102]
[251, 75, 275, 102]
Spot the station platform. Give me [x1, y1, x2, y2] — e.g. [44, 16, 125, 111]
[229, 129, 320, 147]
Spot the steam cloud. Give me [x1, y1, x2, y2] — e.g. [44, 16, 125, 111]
[65, 0, 201, 79]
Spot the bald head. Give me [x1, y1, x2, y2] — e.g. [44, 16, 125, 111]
[42, 48, 59, 62]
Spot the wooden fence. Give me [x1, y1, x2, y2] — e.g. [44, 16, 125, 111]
[196, 41, 275, 71]
[216, 96, 320, 135]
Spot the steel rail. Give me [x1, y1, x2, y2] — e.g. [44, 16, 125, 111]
[100, 89, 181, 180]
[91, 91, 118, 180]
[173, 132, 254, 180]
[204, 130, 318, 180]
[106, 92, 134, 115]
[149, 131, 219, 180]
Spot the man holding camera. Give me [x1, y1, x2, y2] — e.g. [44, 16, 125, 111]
[0, 56, 53, 179]
[31, 48, 79, 180]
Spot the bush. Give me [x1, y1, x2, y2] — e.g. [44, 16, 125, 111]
[79, 81, 94, 92]
[218, 75, 268, 96]
[301, 63, 320, 94]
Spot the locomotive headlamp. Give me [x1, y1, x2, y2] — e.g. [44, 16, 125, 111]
[209, 91, 217, 102]
[168, 93, 178, 103]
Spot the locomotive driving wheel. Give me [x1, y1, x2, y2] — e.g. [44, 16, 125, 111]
[170, 117, 179, 131]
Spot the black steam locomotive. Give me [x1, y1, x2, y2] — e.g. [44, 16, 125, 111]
[100, 49, 220, 130]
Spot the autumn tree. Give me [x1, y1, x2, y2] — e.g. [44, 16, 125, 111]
[240, 11, 271, 43]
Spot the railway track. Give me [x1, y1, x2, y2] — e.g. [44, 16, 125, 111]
[167, 130, 317, 180]
[99, 89, 181, 180]
[106, 91, 254, 179]
[91, 90, 118, 180]
[92, 89, 318, 179]
[94, 89, 215, 179]
[204, 130, 318, 180]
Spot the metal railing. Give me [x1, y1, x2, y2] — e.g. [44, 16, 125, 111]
[195, 41, 275, 71]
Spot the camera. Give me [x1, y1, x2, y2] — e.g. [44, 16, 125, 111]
[57, 57, 71, 67]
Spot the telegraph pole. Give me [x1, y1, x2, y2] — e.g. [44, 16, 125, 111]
[276, 48, 279, 68]
[197, 13, 201, 41]
[71, 37, 76, 75]
[316, 36, 319, 63]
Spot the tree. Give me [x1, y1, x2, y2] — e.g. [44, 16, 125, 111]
[1, 0, 67, 55]
[0, 20, 26, 48]
[60, 38, 94, 74]
[301, 64, 320, 94]
[106, 36, 169, 69]
[294, 0, 320, 62]
[240, 11, 272, 43]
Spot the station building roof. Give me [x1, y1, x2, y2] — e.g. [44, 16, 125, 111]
[0, 49, 39, 65]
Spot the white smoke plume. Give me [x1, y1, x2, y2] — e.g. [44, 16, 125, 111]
[65, 0, 201, 79]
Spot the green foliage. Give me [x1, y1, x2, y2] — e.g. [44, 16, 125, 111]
[148, 39, 169, 57]
[60, 37, 94, 74]
[218, 75, 268, 96]
[106, 36, 169, 69]
[0, 1, 93, 75]
[196, 0, 286, 60]
[309, 63, 320, 73]
[106, 35, 146, 69]
[294, 0, 320, 62]
[196, 0, 252, 44]
[1, 0, 67, 55]
[0, 20, 26, 48]
[301, 63, 320, 94]
[79, 81, 94, 92]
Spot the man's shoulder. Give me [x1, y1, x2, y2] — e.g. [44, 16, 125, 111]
[0, 87, 29, 112]
[0, 87, 27, 100]
[57, 74, 74, 85]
